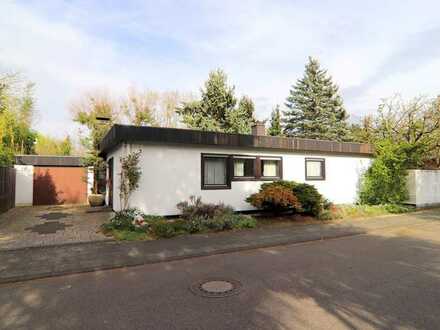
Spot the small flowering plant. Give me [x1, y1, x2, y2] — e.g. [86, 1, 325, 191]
[107, 208, 147, 230]
[132, 214, 149, 229]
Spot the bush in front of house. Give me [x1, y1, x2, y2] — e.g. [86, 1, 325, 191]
[231, 214, 257, 229]
[246, 183, 302, 213]
[102, 208, 164, 233]
[359, 140, 424, 205]
[247, 180, 328, 217]
[202, 214, 257, 232]
[177, 195, 234, 220]
[104, 198, 259, 240]
[383, 203, 413, 214]
[176, 196, 257, 232]
[148, 213, 257, 238]
[150, 220, 178, 238]
[292, 183, 326, 217]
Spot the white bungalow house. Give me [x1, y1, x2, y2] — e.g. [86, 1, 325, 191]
[99, 123, 374, 216]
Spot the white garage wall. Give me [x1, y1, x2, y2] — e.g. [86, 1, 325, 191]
[14, 165, 34, 206]
[107, 143, 372, 215]
[106, 145, 124, 211]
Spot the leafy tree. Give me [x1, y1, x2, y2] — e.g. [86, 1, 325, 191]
[0, 73, 36, 165]
[359, 140, 424, 205]
[121, 88, 194, 128]
[349, 115, 375, 143]
[121, 88, 157, 126]
[158, 91, 193, 128]
[178, 69, 255, 133]
[71, 91, 118, 193]
[225, 95, 256, 134]
[356, 95, 440, 204]
[352, 95, 440, 166]
[283, 57, 349, 141]
[35, 134, 73, 155]
[268, 105, 282, 136]
[59, 136, 73, 155]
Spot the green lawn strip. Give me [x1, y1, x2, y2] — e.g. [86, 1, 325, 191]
[106, 228, 153, 241]
[333, 204, 415, 220]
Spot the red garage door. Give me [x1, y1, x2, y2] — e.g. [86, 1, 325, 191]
[33, 167, 87, 205]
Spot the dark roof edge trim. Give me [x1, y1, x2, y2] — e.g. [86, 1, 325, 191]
[15, 155, 85, 167]
[99, 124, 374, 158]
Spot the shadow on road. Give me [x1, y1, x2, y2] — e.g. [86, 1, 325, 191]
[1, 216, 440, 329]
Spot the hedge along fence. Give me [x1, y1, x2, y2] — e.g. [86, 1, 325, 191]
[0, 167, 16, 214]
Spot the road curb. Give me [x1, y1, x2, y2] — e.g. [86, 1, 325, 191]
[1, 213, 439, 285]
[0, 229, 369, 285]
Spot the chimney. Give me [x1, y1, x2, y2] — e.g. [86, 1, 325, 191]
[251, 121, 266, 136]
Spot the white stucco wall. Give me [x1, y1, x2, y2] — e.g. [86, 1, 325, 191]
[14, 165, 34, 206]
[87, 166, 94, 195]
[107, 143, 372, 215]
[106, 145, 124, 210]
[407, 170, 440, 207]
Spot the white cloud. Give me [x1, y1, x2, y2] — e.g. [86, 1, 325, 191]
[1, 0, 440, 137]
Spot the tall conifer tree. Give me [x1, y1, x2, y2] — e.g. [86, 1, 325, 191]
[178, 69, 255, 134]
[268, 105, 282, 136]
[283, 57, 349, 141]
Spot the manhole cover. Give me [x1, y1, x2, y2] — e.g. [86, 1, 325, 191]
[190, 278, 242, 298]
[38, 212, 70, 221]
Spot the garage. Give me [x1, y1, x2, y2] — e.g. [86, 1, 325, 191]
[15, 155, 92, 206]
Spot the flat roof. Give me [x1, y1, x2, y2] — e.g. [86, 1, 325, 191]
[99, 124, 374, 157]
[15, 155, 84, 167]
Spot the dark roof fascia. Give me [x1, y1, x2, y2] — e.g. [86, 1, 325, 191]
[99, 124, 374, 158]
[15, 155, 85, 167]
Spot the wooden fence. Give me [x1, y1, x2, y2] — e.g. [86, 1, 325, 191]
[0, 167, 16, 214]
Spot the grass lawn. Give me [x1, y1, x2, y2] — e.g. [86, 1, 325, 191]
[331, 204, 415, 219]
[102, 228, 153, 241]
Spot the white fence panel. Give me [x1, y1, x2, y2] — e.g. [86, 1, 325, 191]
[407, 170, 440, 207]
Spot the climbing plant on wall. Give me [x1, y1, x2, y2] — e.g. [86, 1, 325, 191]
[119, 149, 142, 210]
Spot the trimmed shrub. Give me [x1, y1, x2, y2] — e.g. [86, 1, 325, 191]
[177, 196, 234, 220]
[292, 183, 325, 217]
[247, 181, 327, 217]
[246, 184, 301, 213]
[260, 180, 296, 191]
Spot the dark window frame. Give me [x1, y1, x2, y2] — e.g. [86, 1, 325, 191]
[305, 158, 326, 181]
[260, 157, 283, 180]
[232, 156, 257, 180]
[201, 154, 231, 190]
[201, 153, 283, 189]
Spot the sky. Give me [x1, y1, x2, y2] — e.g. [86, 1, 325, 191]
[1, 0, 440, 138]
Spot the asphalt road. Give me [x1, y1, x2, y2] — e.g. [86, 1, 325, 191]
[1, 220, 440, 330]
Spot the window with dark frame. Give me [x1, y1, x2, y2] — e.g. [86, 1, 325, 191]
[261, 158, 281, 178]
[201, 154, 282, 189]
[233, 157, 256, 178]
[305, 158, 325, 180]
[202, 155, 230, 189]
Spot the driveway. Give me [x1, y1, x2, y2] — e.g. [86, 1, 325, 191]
[1, 213, 440, 329]
[0, 205, 113, 250]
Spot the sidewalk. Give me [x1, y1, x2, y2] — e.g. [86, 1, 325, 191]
[1, 209, 440, 284]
